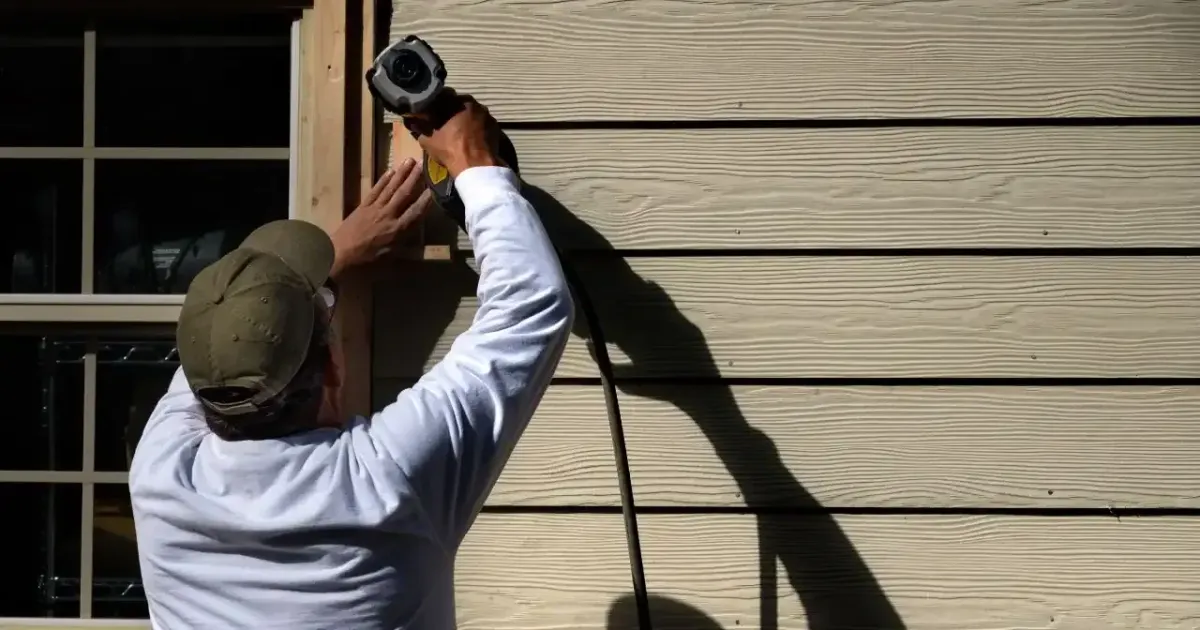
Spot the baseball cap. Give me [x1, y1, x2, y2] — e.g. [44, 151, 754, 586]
[176, 219, 336, 417]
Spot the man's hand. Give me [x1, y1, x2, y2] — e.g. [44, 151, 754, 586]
[331, 158, 432, 278]
[408, 91, 503, 179]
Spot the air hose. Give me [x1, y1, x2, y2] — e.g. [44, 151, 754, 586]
[557, 254, 654, 630]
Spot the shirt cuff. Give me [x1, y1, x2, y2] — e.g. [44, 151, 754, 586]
[453, 165, 521, 209]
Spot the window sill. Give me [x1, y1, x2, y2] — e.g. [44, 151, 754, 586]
[0, 295, 183, 323]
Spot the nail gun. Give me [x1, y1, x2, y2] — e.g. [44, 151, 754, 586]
[365, 35, 519, 225]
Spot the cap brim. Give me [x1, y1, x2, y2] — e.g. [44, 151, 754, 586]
[239, 219, 335, 290]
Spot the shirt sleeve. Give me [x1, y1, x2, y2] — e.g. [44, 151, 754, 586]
[363, 165, 575, 550]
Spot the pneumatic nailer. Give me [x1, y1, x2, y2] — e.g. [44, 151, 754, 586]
[366, 35, 519, 224]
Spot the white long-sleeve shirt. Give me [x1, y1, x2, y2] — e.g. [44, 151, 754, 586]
[128, 166, 575, 629]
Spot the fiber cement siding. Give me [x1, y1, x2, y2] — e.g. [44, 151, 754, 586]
[375, 0, 1200, 627]
[385, 0, 1200, 121]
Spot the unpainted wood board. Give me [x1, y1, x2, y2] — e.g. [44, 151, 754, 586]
[373, 257, 1200, 379]
[456, 513, 1200, 630]
[638, 513, 1200, 630]
[373, 381, 1200, 508]
[420, 126, 1200, 250]
[388, 0, 1200, 121]
[373, 382, 619, 506]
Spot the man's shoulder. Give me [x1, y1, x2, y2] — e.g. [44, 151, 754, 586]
[127, 391, 208, 496]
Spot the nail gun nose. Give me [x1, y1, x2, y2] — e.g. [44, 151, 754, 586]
[389, 50, 428, 90]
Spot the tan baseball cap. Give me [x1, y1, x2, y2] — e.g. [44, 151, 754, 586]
[176, 219, 335, 417]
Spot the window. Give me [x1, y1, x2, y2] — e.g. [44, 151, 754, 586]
[0, 13, 300, 621]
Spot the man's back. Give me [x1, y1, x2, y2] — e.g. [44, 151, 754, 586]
[129, 163, 574, 629]
[130, 372, 454, 629]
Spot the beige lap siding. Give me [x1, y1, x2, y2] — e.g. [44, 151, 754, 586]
[373, 0, 1200, 626]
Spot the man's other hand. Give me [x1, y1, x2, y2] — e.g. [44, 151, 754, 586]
[331, 159, 433, 277]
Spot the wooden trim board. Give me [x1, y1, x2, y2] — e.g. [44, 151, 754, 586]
[295, 0, 377, 418]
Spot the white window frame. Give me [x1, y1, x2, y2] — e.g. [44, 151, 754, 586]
[0, 16, 304, 625]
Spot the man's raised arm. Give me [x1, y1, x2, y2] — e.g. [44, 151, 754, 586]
[365, 95, 574, 548]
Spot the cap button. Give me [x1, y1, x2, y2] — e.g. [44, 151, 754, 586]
[231, 334, 239, 341]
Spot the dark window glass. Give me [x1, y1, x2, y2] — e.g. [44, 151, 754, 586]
[95, 17, 292, 148]
[0, 160, 83, 294]
[94, 159, 289, 294]
[93, 483, 148, 618]
[96, 340, 178, 472]
[0, 31, 83, 147]
[0, 335, 84, 471]
[0, 483, 82, 617]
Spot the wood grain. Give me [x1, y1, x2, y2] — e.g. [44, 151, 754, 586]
[420, 126, 1200, 250]
[373, 256, 1200, 379]
[454, 513, 1200, 630]
[638, 513, 1200, 630]
[373, 382, 619, 506]
[388, 0, 1200, 121]
[373, 381, 1200, 508]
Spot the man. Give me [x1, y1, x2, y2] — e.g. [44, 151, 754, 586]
[128, 93, 575, 629]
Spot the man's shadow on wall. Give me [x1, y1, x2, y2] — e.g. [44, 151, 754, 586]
[406, 178, 904, 630]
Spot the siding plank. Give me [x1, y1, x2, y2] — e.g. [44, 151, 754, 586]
[373, 383, 619, 506]
[456, 513, 630, 630]
[618, 384, 1200, 509]
[456, 514, 1200, 630]
[374, 382, 1200, 508]
[640, 514, 1200, 630]
[388, 0, 1200, 121]
[373, 257, 1200, 379]
[438, 127, 1200, 250]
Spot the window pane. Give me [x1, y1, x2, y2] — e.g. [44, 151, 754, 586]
[94, 483, 148, 618]
[94, 159, 289, 294]
[96, 340, 178, 472]
[0, 482, 82, 617]
[95, 17, 292, 148]
[0, 335, 84, 471]
[0, 160, 83, 294]
[0, 30, 83, 147]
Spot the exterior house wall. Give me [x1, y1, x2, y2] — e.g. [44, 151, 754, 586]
[375, 0, 1200, 628]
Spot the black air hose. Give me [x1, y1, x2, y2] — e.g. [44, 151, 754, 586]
[556, 254, 654, 630]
